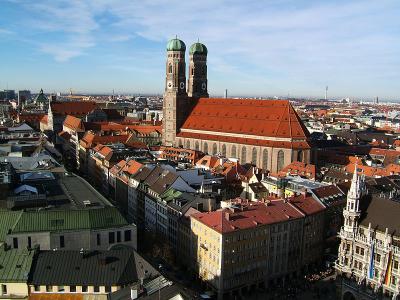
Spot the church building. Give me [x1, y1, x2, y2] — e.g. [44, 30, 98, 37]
[162, 37, 311, 172]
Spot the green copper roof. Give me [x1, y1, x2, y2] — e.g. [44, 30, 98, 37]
[160, 188, 183, 202]
[0, 207, 129, 236]
[166, 38, 186, 51]
[0, 248, 35, 283]
[35, 88, 48, 103]
[189, 42, 207, 55]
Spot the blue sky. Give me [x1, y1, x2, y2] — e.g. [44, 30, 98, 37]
[0, 0, 399, 99]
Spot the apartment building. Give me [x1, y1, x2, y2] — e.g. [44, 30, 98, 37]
[336, 167, 400, 300]
[191, 197, 326, 299]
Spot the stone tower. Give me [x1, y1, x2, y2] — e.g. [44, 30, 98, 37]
[343, 163, 364, 233]
[162, 37, 188, 146]
[187, 41, 209, 98]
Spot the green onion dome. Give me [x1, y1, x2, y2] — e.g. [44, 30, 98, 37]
[166, 37, 186, 52]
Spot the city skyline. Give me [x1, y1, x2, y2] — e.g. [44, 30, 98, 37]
[1, 0, 400, 99]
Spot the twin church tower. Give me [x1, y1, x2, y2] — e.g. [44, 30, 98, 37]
[162, 37, 209, 146]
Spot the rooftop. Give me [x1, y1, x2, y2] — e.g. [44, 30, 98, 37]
[0, 247, 34, 283]
[192, 199, 304, 234]
[180, 98, 310, 148]
[30, 249, 142, 286]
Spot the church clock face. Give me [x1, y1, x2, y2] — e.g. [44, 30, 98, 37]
[180, 82, 185, 90]
[201, 82, 207, 90]
[167, 81, 173, 89]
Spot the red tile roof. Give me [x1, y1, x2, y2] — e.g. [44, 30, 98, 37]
[180, 98, 310, 146]
[79, 132, 129, 149]
[51, 101, 97, 116]
[63, 115, 84, 131]
[288, 194, 325, 215]
[192, 199, 304, 234]
[279, 161, 316, 179]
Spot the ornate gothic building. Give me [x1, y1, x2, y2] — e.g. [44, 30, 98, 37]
[162, 37, 311, 172]
[336, 164, 400, 300]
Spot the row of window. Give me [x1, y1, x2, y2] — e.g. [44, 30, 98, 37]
[33, 285, 112, 293]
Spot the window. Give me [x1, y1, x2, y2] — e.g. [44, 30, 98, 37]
[97, 233, 101, 246]
[186, 140, 190, 149]
[355, 246, 359, 254]
[241, 147, 247, 163]
[105, 286, 111, 293]
[231, 145, 237, 158]
[297, 150, 303, 162]
[59, 236, 65, 248]
[109, 232, 115, 244]
[124, 230, 131, 241]
[262, 149, 268, 170]
[70, 286, 76, 293]
[13, 237, 18, 249]
[1, 285, 7, 295]
[28, 236, 32, 249]
[277, 150, 285, 171]
[195, 141, 199, 151]
[82, 286, 88, 293]
[203, 143, 208, 154]
[221, 144, 226, 156]
[360, 248, 364, 256]
[376, 254, 381, 263]
[168, 64, 172, 73]
[34, 285, 40, 292]
[117, 231, 121, 243]
[394, 260, 399, 270]
[212, 143, 218, 155]
[46, 285, 52, 292]
[94, 286, 100, 293]
[252, 147, 257, 165]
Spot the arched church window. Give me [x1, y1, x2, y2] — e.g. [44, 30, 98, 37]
[297, 150, 303, 162]
[221, 144, 227, 157]
[204, 143, 208, 154]
[252, 147, 257, 165]
[262, 149, 268, 170]
[195, 141, 199, 151]
[191, 68, 194, 75]
[168, 64, 172, 73]
[277, 150, 285, 171]
[186, 140, 190, 149]
[212, 143, 218, 155]
[231, 145, 236, 158]
[241, 147, 247, 163]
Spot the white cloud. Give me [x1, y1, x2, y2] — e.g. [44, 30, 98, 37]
[6, 0, 400, 97]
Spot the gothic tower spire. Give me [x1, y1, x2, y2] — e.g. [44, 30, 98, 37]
[188, 41, 208, 98]
[343, 162, 363, 233]
[162, 37, 187, 146]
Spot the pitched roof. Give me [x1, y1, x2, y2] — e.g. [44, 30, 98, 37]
[30, 249, 138, 286]
[0, 248, 35, 283]
[279, 161, 316, 179]
[63, 115, 84, 131]
[192, 199, 304, 234]
[180, 98, 310, 145]
[50, 101, 97, 116]
[79, 132, 129, 149]
[359, 195, 400, 235]
[288, 194, 325, 215]
[0, 207, 128, 235]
